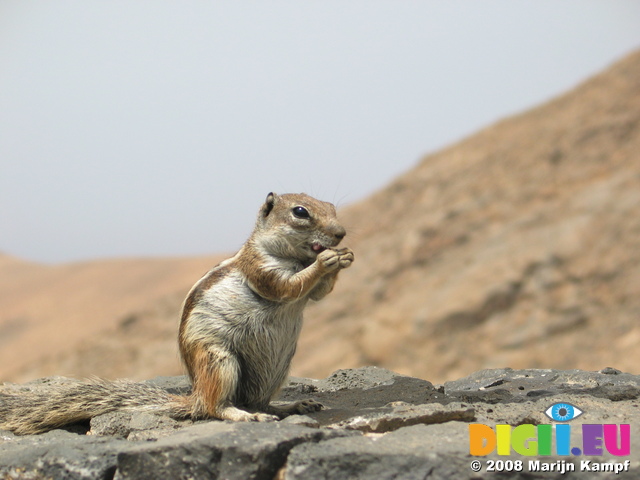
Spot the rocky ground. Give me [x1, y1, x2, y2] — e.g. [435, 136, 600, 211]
[1, 366, 638, 479]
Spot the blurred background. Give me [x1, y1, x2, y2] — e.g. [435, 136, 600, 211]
[1, 2, 639, 384]
[2, 1, 640, 262]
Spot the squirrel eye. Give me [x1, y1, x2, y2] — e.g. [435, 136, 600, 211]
[292, 206, 310, 219]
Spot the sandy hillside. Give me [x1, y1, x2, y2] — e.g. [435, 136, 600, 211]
[1, 49, 639, 384]
[0, 254, 223, 382]
[296, 49, 640, 382]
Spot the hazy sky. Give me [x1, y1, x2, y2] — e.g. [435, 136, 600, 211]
[2, 1, 640, 263]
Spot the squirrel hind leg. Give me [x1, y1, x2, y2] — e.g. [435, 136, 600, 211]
[188, 345, 275, 422]
[188, 347, 232, 419]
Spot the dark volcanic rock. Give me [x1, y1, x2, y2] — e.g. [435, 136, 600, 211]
[445, 367, 640, 403]
[445, 367, 640, 394]
[0, 429, 127, 480]
[285, 424, 473, 480]
[115, 422, 352, 480]
[280, 366, 444, 427]
[89, 410, 184, 439]
[327, 403, 475, 433]
[1, 367, 639, 479]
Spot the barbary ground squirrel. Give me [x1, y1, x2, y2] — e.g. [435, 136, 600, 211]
[0, 192, 354, 434]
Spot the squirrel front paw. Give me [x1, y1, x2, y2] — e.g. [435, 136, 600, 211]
[334, 247, 354, 269]
[317, 247, 354, 272]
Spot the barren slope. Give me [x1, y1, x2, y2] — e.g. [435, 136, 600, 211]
[296, 49, 640, 382]
[0, 254, 223, 381]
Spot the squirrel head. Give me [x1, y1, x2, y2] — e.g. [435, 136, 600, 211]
[253, 192, 346, 261]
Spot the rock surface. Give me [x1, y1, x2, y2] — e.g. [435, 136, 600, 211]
[1, 367, 638, 479]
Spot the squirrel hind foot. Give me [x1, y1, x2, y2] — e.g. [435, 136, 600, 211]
[265, 399, 324, 418]
[216, 405, 278, 422]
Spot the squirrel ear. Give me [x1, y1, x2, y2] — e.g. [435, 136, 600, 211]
[262, 192, 276, 217]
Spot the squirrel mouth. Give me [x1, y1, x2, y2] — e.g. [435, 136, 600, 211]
[311, 243, 327, 253]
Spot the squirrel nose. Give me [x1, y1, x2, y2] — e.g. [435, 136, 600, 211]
[333, 226, 346, 241]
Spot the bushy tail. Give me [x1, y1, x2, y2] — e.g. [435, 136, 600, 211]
[0, 379, 191, 435]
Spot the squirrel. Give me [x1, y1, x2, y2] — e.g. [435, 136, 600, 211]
[0, 192, 354, 435]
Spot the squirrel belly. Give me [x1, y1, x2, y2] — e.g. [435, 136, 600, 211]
[0, 192, 354, 434]
[180, 266, 307, 417]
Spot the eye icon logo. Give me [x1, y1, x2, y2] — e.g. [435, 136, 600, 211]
[545, 402, 583, 422]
